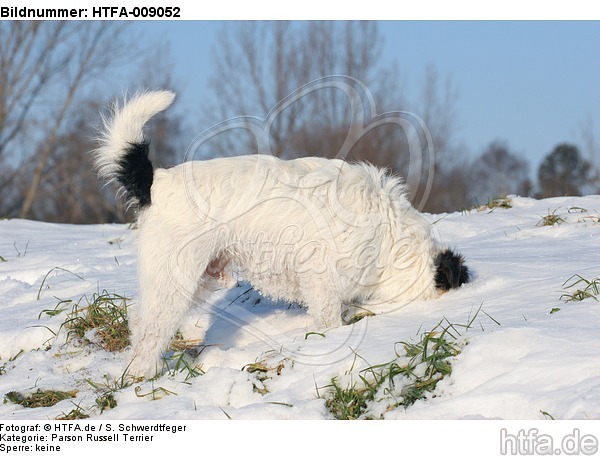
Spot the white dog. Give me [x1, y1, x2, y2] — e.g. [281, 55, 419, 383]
[94, 91, 469, 378]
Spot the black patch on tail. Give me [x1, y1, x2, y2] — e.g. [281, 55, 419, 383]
[435, 249, 470, 291]
[116, 141, 154, 208]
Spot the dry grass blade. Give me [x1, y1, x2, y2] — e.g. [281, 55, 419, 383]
[37, 267, 85, 300]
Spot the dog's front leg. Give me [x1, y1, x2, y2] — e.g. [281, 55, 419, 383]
[127, 286, 195, 379]
[127, 238, 207, 379]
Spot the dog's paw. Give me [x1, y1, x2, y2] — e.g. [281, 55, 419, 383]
[126, 355, 161, 381]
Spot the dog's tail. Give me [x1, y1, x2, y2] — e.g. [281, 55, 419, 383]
[93, 90, 176, 209]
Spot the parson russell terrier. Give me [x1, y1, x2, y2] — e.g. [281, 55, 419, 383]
[93, 91, 470, 378]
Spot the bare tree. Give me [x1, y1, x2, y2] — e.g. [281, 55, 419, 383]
[0, 22, 67, 157]
[578, 115, 600, 194]
[579, 114, 598, 162]
[17, 98, 134, 224]
[135, 45, 187, 169]
[1, 41, 187, 224]
[412, 65, 463, 213]
[0, 21, 134, 219]
[205, 21, 461, 213]
[419, 65, 460, 165]
[206, 22, 406, 161]
[427, 165, 473, 212]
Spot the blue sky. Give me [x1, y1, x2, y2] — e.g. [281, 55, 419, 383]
[128, 20, 600, 172]
[378, 21, 600, 164]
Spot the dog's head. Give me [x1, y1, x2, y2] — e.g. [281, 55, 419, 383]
[434, 249, 470, 291]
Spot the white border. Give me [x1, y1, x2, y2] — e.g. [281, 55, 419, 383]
[8, 0, 600, 20]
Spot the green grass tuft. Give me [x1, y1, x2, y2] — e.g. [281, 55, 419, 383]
[61, 290, 131, 352]
[56, 403, 90, 420]
[324, 320, 464, 419]
[161, 334, 206, 381]
[325, 375, 375, 419]
[560, 274, 600, 302]
[163, 351, 204, 381]
[243, 354, 289, 396]
[86, 369, 135, 414]
[324, 307, 496, 420]
[481, 196, 513, 211]
[95, 392, 118, 412]
[537, 209, 566, 227]
[5, 389, 77, 408]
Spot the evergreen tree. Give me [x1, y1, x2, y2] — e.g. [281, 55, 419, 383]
[537, 144, 594, 197]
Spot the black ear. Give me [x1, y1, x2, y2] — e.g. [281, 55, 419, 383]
[435, 249, 470, 291]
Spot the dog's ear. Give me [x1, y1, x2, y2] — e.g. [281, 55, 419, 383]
[434, 249, 470, 291]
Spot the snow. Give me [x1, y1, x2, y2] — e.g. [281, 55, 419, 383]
[1, 195, 600, 420]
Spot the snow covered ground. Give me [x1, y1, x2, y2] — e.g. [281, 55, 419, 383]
[1, 195, 600, 420]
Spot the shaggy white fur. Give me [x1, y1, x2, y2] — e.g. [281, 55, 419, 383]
[93, 90, 467, 379]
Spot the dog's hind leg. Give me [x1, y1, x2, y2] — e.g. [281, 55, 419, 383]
[303, 287, 343, 329]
